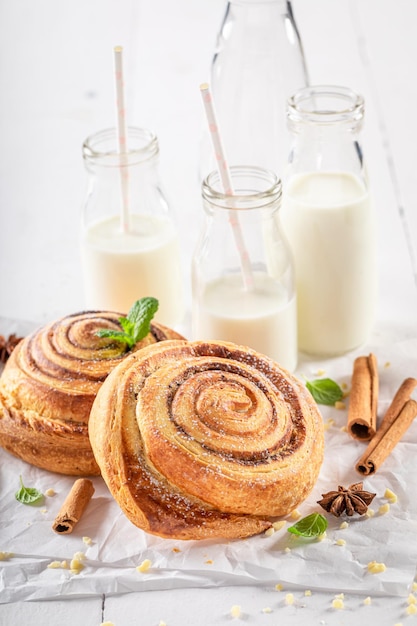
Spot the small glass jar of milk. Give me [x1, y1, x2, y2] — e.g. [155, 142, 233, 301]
[80, 127, 184, 327]
[281, 85, 377, 357]
[192, 166, 297, 372]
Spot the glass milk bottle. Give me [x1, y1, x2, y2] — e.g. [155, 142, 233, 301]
[281, 85, 377, 356]
[202, 0, 308, 175]
[80, 127, 184, 327]
[192, 166, 297, 372]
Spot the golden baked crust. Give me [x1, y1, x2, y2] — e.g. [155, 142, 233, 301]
[0, 311, 184, 475]
[89, 339, 324, 540]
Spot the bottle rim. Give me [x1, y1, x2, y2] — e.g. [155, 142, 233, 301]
[82, 127, 159, 166]
[202, 165, 282, 210]
[287, 85, 364, 125]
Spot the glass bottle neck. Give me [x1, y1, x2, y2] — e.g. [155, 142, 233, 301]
[82, 127, 159, 173]
[202, 166, 282, 215]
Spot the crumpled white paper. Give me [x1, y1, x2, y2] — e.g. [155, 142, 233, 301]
[1, 317, 417, 603]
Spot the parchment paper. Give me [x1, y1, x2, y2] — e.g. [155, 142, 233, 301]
[1, 317, 417, 603]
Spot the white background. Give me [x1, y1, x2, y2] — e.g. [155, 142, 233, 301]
[1, 0, 417, 624]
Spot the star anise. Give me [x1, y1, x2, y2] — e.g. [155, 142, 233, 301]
[317, 482, 376, 517]
[0, 333, 23, 364]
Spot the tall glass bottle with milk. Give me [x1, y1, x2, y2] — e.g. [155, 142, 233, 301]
[192, 165, 297, 372]
[282, 85, 377, 356]
[80, 127, 184, 327]
[201, 0, 308, 176]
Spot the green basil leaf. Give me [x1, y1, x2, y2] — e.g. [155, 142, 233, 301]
[15, 476, 44, 505]
[306, 378, 343, 406]
[287, 513, 328, 538]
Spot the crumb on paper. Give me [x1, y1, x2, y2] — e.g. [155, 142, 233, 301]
[275, 583, 283, 591]
[332, 597, 344, 610]
[406, 604, 417, 615]
[412, 581, 417, 592]
[230, 605, 241, 618]
[290, 509, 301, 520]
[304, 590, 312, 597]
[284, 547, 291, 553]
[339, 521, 349, 530]
[363, 596, 372, 605]
[285, 593, 294, 605]
[367, 561, 386, 574]
[205, 559, 213, 565]
[316, 369, 326, 377]
[264, 527, 275, 537]
[136, 558, 152, 573]
[324, 418, 335, 431]
[70, 551, 86, 574]
[379, 503, 390, 515]
[40, 508, 47, 514]
[317, 532, 327, 542]
[272, 520, 286, 531]
[48, 559, 69, 570]
[83, 536, 93, 546]
[332, 593, 345, 610]
[384, 361, 391, 368]
[341, 382, 349, 391]
[384, 488, 398, 503]
[100, 622, 115, 626]
[261, 607, 272, 614]
[172, 547, 181, 553]
[335, 539, 346, 546]
[335, 401, 346, 410]
[0, 552, 13, 561]
[365, 508, 375, 518]
[45, 488, 56, 497]
[408, 593, 416, 605]
[159, 621, 167, 626]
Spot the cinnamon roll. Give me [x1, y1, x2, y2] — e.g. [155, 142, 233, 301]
[89, 340, 324, 540]
[0, 311, 184, 475]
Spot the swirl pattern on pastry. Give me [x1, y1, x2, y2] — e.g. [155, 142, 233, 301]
[89, 340, 324, 540]
[0, 311, 184, 475]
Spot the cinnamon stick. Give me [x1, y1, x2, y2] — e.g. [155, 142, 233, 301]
[52, 478, 95, 534]
[356, 377, 417, 475]
[347, 353, 378, 440]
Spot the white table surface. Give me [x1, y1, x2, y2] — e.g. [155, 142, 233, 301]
[1, 0, 417, 624]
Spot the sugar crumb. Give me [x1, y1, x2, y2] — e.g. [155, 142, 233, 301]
[335, 539, 346, 546]
[367, 561, 386, 574]
[339, 521, 349, 530]
[304, 590, 312, 596]
[335, 401, 346, 410]
[272, 520, 286, 531]
[384, 488, 398, 504]
[406, 604, 417, 615]
[45, 488, 56, 497]
[275, 583, 283, 591]
[285, 593, 294, 605]
[230, 605, 241, 618]
[261, 607, 272, 613]
[136, 559, 152, 573]
[264, 527, 275, 537]
[363, 596, 372, 605]
[379, 503, 390, 515]
[290, 509, 301, 520]
[407, 593, 416, 605]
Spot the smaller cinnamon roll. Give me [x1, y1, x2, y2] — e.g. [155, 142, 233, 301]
[0, 310, 184, 475]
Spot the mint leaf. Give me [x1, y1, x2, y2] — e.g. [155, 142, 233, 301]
[96, 297, 159, 349]
[306, 378, 343, 406]
[287, 513, 328, 538]
[15, 475, 44, 505]
[127, 297, 159, 344]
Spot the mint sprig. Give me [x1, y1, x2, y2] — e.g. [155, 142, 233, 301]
[306, 378, 343, 406]
[96, 297, 159, 349]
[15, 475, 44, 505]
[287, 513, 328, 538]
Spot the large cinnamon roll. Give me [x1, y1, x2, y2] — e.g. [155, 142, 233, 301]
[89, 340, 324, 540]
[0, 311, 184, 475]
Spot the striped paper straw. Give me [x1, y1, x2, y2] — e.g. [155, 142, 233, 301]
[199, 83, 253, 291]
[114, 46, 130, 233]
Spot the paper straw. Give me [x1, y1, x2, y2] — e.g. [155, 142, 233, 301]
[114, 46, 130, 233]
[199, 83, 253, 291]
